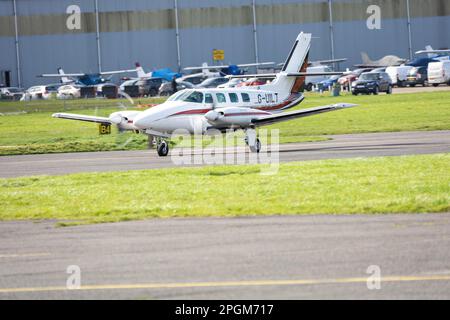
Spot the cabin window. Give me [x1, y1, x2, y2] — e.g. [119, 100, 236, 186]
[216, 93, 226, 103]
[205, 93, 213, 104]
[241, 93, 250, 102]
[229, 93, 238, 103]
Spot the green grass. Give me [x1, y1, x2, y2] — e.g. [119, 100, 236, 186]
[1, 154, 449, 225]
[0, 91, 449, 155]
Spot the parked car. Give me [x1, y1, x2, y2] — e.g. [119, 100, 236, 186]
[370, 67, 387, 73]
[96, 83, 118, 98]
[0, 87, 24, 100]
[406, 66, 428, 87]
[137, 77, 165, 96]
[119, 79, 138, 92]
[180, 74, 210, 85]
[351, 72, 392, 95]
[427, 61, 450, 87]
[316, 75, 340, 91]
[23, 85, 59, 100]
[338, 68, 373, 90]
[217, 78, 244, 88]
[236, 78, 266, 87]
[57, 84, 81, 99]
[305, 65, 333, 91]
[159, 80, 194, 96]
[196, 77, 229, 88]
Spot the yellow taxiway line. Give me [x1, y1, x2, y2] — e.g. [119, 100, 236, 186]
[0, 275, 449, 294]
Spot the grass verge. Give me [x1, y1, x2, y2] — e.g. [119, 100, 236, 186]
[0, 91, 449, 155]
[1, 154, 449, 225]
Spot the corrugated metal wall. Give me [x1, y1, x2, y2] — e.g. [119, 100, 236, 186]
[0, 0, 449, 88]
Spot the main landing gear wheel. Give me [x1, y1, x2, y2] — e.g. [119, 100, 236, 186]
[245, 129, 261, 153]
[249, 138, 261, 153]
[157, 140, 169, 157]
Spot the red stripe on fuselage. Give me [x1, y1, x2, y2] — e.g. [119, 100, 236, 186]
[172, 108, 212, 115]
[167, 94, 303, 117]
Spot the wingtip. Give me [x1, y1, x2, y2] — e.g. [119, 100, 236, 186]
[334, 103, 358, 109]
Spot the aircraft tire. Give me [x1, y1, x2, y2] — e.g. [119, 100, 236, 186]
[250, 138, 261, 153]
[157, 141, 169, 157]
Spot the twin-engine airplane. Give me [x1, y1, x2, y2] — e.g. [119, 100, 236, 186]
[53, 32, 357, 157]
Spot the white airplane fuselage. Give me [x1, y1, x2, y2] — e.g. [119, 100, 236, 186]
[132, 85, 303, 135]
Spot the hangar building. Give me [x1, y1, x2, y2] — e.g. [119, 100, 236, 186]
[0, 0, 449, 88]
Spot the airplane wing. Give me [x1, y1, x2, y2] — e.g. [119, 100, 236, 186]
[310, 58, 347, 65]
[415, 49, 450, 55]
[251, 103, 357, 126]
[229, 72, 344, 79]
[52, 113, 113, 124]
[183, 65, 230, 71]
[100, 69, 136, 76]
[39, 73, 85, 78]
[236, 62, 275, 68]
[353, 64, 388, 68]
[184, 62, 275, 71]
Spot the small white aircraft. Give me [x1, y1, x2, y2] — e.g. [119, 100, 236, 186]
[39, 67, 136, 86]
[53, 32, 356, 156]
[415, 46, 450, 61]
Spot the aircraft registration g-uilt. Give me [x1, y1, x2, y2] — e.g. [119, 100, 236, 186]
[53, 32, 357, 157]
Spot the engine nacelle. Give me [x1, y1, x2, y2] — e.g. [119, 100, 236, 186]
[109, 111, 142, 131]
[204, 107, 270, 126]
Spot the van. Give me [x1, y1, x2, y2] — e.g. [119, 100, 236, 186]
[427, 61, 450, 86]
[386, 65, 413, 87]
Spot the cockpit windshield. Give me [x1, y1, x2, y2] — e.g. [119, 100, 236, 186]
[167, 90, 204, 103]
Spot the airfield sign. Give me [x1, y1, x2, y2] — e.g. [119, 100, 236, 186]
[213, 49, 225, 61]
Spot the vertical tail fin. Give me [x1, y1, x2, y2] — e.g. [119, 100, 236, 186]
[361, 52, 372, 64]
[425, 45, 435, 58]
[268, 32, 311, 94]
[282, 33, 311, 73]
[135, 62, 151, 78]
[58, 68, 71, 84]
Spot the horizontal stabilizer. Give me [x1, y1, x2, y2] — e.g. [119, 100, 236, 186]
[39, 73, 84, 78]
[229, 71, 344, 79]
[416, 49, 450, 55]
[252, 103, 357, 126]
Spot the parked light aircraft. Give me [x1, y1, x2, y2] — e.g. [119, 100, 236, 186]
[179, 62, 275, 84]
[357, 52, 407, 68]
[132, 63, 181, 81]
[183, 62, 275, 76]
[39, 67, 136, 86]
[415, 47, 450, 61]
[53, 32, 356, 157]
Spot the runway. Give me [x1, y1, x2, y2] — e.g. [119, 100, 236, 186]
[0, 213, 449, 299]
[0, 130, 449, 178]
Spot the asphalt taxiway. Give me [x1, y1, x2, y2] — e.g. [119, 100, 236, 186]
[0, 214, 449, 299]
[0, 130, 449, 178]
